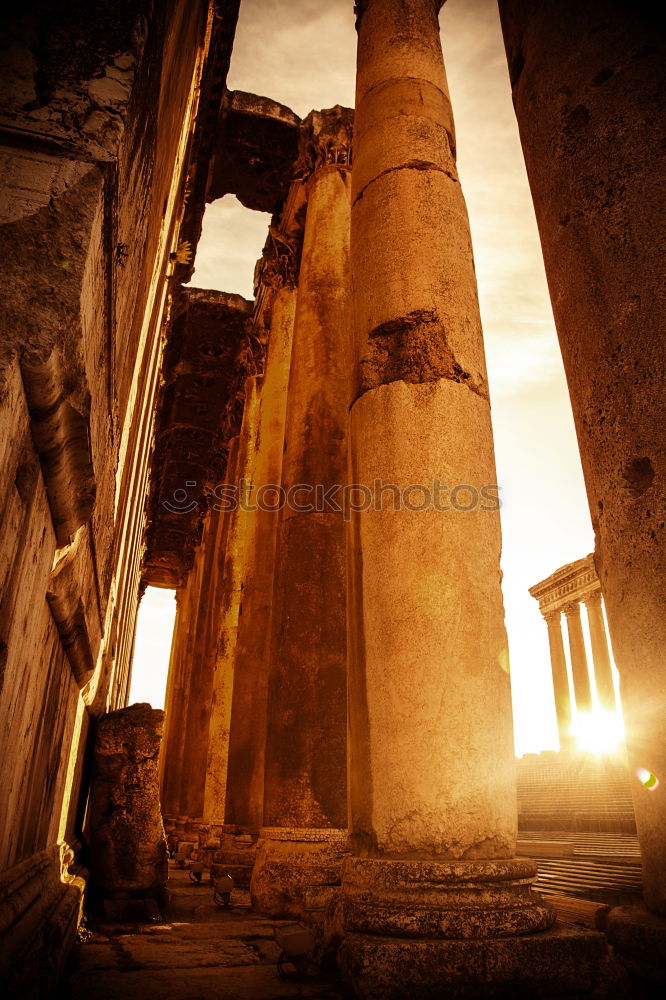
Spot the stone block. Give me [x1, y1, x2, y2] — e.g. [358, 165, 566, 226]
[89, 704, 167, 896]
[338, 921, 617, 999]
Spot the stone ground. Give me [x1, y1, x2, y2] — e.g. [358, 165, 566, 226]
[59, 865, 344, 1000]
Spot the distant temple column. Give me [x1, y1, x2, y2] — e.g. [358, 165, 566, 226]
[337, 2, 567, 996]
[250, 107, 353, 918]
[584, 592, 616, 714]
[562, 602, 593, 715]
[543, 611, 574, 751]
[498, 0, 666, 922]
[530, 554, 616, 746]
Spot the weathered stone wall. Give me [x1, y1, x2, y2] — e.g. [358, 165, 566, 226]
[0, 0, 239, 989]
[498, 0, 665, 915]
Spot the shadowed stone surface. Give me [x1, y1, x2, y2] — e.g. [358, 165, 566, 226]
[211, 91, 301, 213]
[338, 921, 620, 1000]
[143, 289, 252, 588]
[498, 0, 666, 914]
[61, 865, 343, 1000]
[251, 831, 350, 919]
[89, 704, 167, 896]
[606, 905, 666, 988]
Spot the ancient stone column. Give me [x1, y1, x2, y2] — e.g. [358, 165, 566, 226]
[160, 570, 203, 823]
[224, 286, 296, 838]
[203, 375, 263, 827]
[563, 602, 593, 715]
[543, 611, 574, 752]
[159, 595, 186, 819]
[89, 704, 167, 900]
[335, 2, 589, 995]
[583, 592, 616, 715]
[250, 108, 353, 918]
[497, 0, 665, 921]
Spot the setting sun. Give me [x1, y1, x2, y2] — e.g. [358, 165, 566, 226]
[574, 710, 624, 756]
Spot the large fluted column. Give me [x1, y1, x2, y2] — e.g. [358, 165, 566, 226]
[250, 108, 353, 918]
[224, 286, 296, 836]
[202, 436, 239, 820]
[583, 592, 616, 714]
[335, 2, 604, 996]
[543, 611, 574, 752]
[563, 602, 593, 715]
[160, 549, 207, 821]
[203, 377, 262, 825]
[498, 0, 665, 921]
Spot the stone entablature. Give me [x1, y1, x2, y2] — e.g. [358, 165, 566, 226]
[530, 554, 618, 750]
[529, 554, 599, 615]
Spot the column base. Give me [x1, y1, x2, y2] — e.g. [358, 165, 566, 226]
[338, 923, 618, 999]
[250, 827, 350, 918]
[341, 857, 556, 938]
[211, 830, 259, 888]
[606, 905, 666, 991]
[337, 856, 623, 997]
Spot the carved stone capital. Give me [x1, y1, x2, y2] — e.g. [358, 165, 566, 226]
[543, 609, 561, 627]
[354, 0, 444, 30]
[293, 105, 354, 181]
[562, 601, 581, 619]
[583, 589, 602, 609]
[254, 223, 300, 292]
[219, 321, 268, 450]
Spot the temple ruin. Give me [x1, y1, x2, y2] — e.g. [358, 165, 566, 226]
[0, 1, 663, 997]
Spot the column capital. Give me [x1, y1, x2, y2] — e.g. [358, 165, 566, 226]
[542, 609, 561, 626]
[254, 224, 300, 291]
[354, 0, 445, 30]
[583, 589, 603, 609]
[293, 106, 353, 182]
[562, 600, 582, 619]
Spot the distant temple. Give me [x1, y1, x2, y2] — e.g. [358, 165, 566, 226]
[530, 555, 618, 752]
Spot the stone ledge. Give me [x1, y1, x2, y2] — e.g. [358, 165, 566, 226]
[338, 921, 620, 1000]
[606, 905, 666, 987]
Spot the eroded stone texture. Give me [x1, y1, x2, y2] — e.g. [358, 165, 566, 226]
[498, 0, 666, 915]
[0, 1, 237, 987]
[346, 0, 515, 860]
[251, 830, 350, 920]
[254, 108, 353, 917]
[211, 91, 301, 213]
[89, 704, 167, 895]
[338, 0, 594, 994]
[223, 287, 297, 836]
[199, 378, 262, 823]
[338, 922, 615, 1000]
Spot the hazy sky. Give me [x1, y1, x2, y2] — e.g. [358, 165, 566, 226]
[132, 0, 602, 755]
